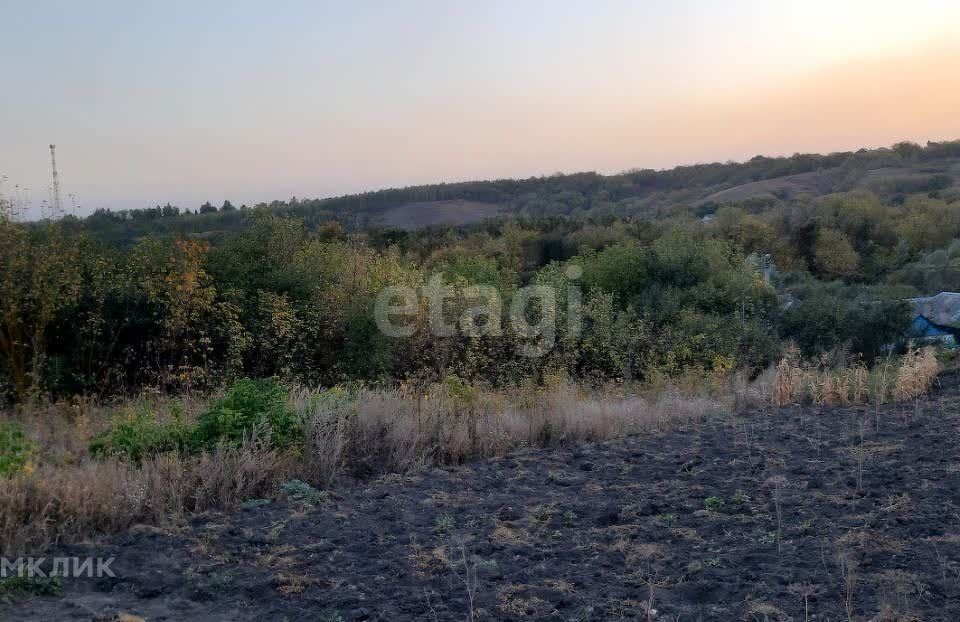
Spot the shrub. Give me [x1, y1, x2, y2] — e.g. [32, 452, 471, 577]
[778, 283, 910, 360]
[281, 479, 327, 505]
[90, 380, 305, 460]
[89, 409, 189, 462]
[0, 574, 62, 597]
[704, 496, 724, 512]
[192, 378, 303, 450]
[0, 421, 35, 477]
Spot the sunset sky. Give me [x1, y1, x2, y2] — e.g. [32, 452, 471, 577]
[2, 0, 960, 217]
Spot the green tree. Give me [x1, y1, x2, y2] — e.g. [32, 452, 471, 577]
[813, 229, 859, 279]
[0, 223, 83, 401]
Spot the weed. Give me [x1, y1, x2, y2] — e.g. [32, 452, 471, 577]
[193, 378, 303, 450]
[292, 380, 722, 478]
[796, 519, 816, 536]
[280, 479, 326, 506]
[531, 504, 553, 522]
[787, 583, 820, 622]
[854, 419, 867, 495]
[0, 574, 62, 597]
[89, 408, 188, 461]
[240, 498, 272, 509]
[546, 470, 568, 485]
[765, 476, 787, 556]
[433, 513, 455, 535]
[448, 538, 479, 621]
[837, 549, 858, 621]
[275, 572, 317, 595]
[0, 421, 35, 476]
[704, 496, 724, 512]
[207, 570, 234, 592]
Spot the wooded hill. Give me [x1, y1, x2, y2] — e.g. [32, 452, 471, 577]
[72, 140, 960, 246]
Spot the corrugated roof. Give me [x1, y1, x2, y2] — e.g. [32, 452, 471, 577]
[909, 292, 960, 329]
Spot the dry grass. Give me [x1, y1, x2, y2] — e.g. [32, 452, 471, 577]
[893, 347, 940, 402]
[770, 346, 939, 407]
[295, 378, 727, 481]
[0, 341, 948, 567]
[0, 347, 944, 556]
[0, 377, 727, 555]
[0, 438, 291, 555]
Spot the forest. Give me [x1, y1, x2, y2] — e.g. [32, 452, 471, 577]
[3, 141, 959, 405]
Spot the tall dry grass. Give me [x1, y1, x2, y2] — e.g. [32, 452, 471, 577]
[770, 345, 940, 407]
[0, 378, 728, 554]
[0, 346, 944, 555]
[0, 439, 291, 555]
[892, 346, 940, 401]
[296, 379, 727, 484]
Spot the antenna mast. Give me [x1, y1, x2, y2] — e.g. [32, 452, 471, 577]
[49, 144, 64, 220]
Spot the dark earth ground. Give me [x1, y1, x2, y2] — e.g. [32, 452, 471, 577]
[8, 372, 960, 621]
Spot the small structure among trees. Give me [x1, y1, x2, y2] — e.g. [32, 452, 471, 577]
[908, 292, 960, 349]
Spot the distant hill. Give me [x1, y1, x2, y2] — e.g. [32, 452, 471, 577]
[378, 199, 503, 230]
[72, 140, 960, 245]
[697, 170, 830, 206]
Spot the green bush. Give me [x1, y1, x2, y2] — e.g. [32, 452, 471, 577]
[89, 379, 303, 461]
[281, 479, 327, 505]
[192, 378, 303, 450]
[0, 574, 62, 597]
[0, 421, 36, 477]
[89, 409, 189, 462]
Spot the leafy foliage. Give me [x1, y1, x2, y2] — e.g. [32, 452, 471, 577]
[2, 141, 959, 404]
[90, 378, 303, 461]
[281, 479, 327, 505]
[89, 409, 189, 462]
[193, 378, 303, 450]
[0, 574, 62, 597]
[0, 421, 35, 476]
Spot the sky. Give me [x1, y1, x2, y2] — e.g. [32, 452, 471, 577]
[2, 0, 960, 218]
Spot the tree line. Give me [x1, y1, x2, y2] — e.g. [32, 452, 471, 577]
[8, 171, 958, 403]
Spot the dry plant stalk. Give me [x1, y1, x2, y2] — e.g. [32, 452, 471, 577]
[837, 549, 858, 621]
[771, 346, 939, 408]
[893, 346, 939, 402]
[772, 346, 805, 406]
[851, 363, 869, 403]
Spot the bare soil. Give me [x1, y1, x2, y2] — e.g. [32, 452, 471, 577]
[9, 373, 960, 621]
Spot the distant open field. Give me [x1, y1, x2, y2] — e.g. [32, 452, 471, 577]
[699, 170, 829, 205]
[378, 199, 503, 230]
[699, 158, 960, 208]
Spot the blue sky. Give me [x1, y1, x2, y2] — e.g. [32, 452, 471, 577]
[2, 1, 959, 217]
